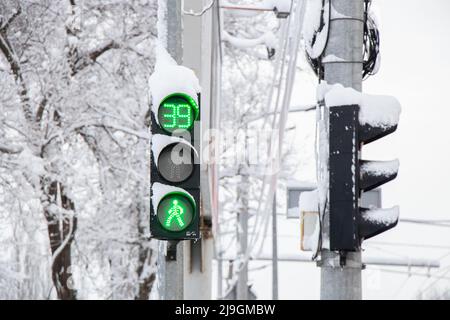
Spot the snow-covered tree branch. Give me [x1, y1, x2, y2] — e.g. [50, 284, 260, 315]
[0, 0, 158, 300]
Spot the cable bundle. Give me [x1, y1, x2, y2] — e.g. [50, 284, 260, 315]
[305, 0, 380, 80]
[362, 0, 380, 79]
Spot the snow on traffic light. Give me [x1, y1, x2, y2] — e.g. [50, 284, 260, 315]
[149, 49, 201, 240]
[321, 83, 401, 251]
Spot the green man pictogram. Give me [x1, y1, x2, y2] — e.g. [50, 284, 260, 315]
[165, 199, 185, 228]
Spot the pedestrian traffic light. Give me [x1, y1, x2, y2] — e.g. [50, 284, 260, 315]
[157, 192, 195, 232]
[158, 93, 199, 133]
[150, 91, 201, 240]
[328, 96, 400, 251]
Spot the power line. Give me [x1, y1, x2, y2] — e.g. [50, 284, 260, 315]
[366, 241, 450, 250]
[183, 0, 215, 16]
[400, 218, 450, 228]
[220, 5, 274, 13]
[416, 265, 450, 296]
[367, 267, 450, 281]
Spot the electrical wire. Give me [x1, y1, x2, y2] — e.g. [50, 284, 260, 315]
[183, 0, 215, 16]
[217, 1, 295, 281]
[367, 267, 450, 282]
[362, 0, 380, 79]
[415, 250, 450, 295]
[243, 1, 295, 256]
[305, 0, 380, 80]
[247, 16, 292, 257]
[417, 265, 450, 296]
[305, 0, 329, 80]
[250, 0, 305, 257]
[392, 274, 411, 299]
[310, 112, 324, 261]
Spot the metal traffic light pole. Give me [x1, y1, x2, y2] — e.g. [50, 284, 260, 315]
[182, 0, 215, 300]
[155, 0, 216, 300]
[319, 0, 364, 300]
[157, 0, 184, 300]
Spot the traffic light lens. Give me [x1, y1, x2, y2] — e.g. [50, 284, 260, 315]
[158, 95, 197, 133]
[157, 193, 195, 232]
[157, 144, 194, 182]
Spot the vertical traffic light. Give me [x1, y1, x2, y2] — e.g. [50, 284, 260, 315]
[150, 90, 201, 240]
[328, 91, 401, 251]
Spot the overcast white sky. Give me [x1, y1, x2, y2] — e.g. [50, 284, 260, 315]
[217, 0, 450, 300]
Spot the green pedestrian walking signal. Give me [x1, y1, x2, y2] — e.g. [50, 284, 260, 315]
[165, 199, 185, 228]
[157, 193, 194, 232]
[150, 87, 200, 240]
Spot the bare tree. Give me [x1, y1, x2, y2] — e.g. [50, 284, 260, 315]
[0, 0, 158, 299]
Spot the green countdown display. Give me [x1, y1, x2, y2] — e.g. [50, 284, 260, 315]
[158, 94, 199, 133]
[157, 193, 195, 232]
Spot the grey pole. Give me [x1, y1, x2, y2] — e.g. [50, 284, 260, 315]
[320, 0, 364, 300]
[182, 0, 217, 300]
[272, 192, 278, 300]
[167, 0, 183, 64]
[162, 240, 184, 300]
[217, 249, 223, 298]
[236, 210, 249, 299]
[236, 175, 249, 300]
[158, 0, 184, 300]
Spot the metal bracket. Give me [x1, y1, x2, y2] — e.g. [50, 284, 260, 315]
[339, 251, 347, 267]
[317, 251, 363, 269]
[166, 240, 179, 261]
[201, 216, 213, 239]
[188, 216, 213, 273]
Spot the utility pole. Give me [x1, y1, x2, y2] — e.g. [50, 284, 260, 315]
[158, 0, 184, 300]
[182, 0, 217, 300]
[167, 0, 183, 65]
[236, 213, 249, 300]
[319, 0, 364, 300]
[236, 174, 249, 300]
[272, 192, 278, 300]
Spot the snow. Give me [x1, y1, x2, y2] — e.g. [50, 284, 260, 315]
[362, 206, 400, 226]
[322, 83, 361, 105]
[321, 54, 345, 63]
[286, 179, 317, 189]
[151, 134, 198, 166]
[0, 0, 159, 300]
[222, 0, 292, 15]
[359, 93, 401, 128]
[301, 212, 320, 252]
[317, 119, 329, 203]
[317, 115, 329, 249]
[0, 144, 23, 154]
[221, 0, 260, 18]
[361, 160, 399, 176]
[330, 3, 350, 19]
[316, 81, 331, 101]
[151, 182, 196, 213]
[17, 148, 46, 186]
[222, 30, 277, 50]
[271, 0, 292, 13]
[318, 82, 401, 128]
[299, 189, 319, 213]
[303, 0, 329, 59]
[362, 255, 440, 268]
[148, 45, 200, 125]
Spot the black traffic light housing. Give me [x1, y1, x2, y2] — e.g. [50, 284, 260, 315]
[150, 93, 201, 240]
[329, 104, 399, 251]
